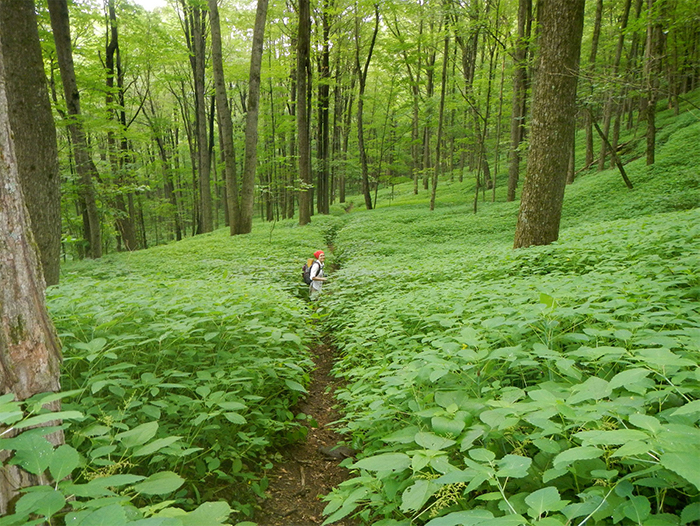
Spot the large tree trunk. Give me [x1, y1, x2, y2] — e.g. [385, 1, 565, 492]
[241, 0, 269, 233]
[297, 0, 312, 225]
[0, 42, 64, 515]
[506, 0, 531, 202]
[208, 0, 241, 235]
[48, 0, 102, 258]
[513, 0, 585, 248]
[0, 1, 61, 286]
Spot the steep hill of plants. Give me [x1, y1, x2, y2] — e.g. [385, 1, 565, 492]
[318, 109, 700, 525]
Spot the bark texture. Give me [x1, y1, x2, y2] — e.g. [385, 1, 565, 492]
[297, 0, 312, 225]
[208, 0, 241, 235]
[0, 1, 61, 286]
[0, 40, 63, 515]
[48, 0, 102, 258]
[513, 0, 585, 248]
[241, 0, 269, 233]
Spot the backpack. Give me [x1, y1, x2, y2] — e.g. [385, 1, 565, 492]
[302, 258, 316, 285]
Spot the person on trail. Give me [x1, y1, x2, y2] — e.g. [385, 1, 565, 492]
[309, 250, 327, 300]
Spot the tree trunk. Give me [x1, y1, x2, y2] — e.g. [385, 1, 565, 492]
[0, 1, 61, 285]
[599, 0, 632, 171]
[241, 0, 269, 233]
[430, 30, 449, 212]
[181, 3, 212, 233]
[105, 0, 138, 251]
[506, 0, 531, 201]
[48, 0, 102, 258]
[208, 0, 241, 235]
[0, 44, 64, 514]
[644, 0, 665, 165]
[297, 0, 312, 225]
[316, 0, 332, 215]
[584, 0, 603, 169]
[513, 0, 585, 248]
[355, 4, 380, 211]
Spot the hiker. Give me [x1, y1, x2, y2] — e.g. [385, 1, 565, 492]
[309, 250, 327, 300]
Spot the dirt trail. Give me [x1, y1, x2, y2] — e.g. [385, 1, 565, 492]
[254, 343, 356, 526]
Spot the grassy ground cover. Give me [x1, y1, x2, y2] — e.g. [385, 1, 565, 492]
[318, 106, 700, 525]
[1, 221, 341, 525]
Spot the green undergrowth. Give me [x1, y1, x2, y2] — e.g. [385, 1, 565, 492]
[1, 220, 339, 525]
[318, 109, 700, 524]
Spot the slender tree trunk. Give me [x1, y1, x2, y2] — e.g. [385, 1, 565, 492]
[513, 0, 585, 248]
[48, 0, 102, 258]
[430, 29, 449, 211]
[209, 0, 241, 235]
[584, 0, 603, 169]
[355, 4, 380, 211]
[105, 1, 137, 251]
[317, 0, 332, 215]
[0, 45, 64, 514]
[507, 0, 531, 201]
[600, 0, 632, 170]
[644, 0, 665, 165]
[0, 1, 61, 284]
[240, 0, 269, 232]
[297, 0, 312, 225]
[181, 3, 212, 233]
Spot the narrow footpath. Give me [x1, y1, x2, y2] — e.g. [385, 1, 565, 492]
[254, 343, 357, 526]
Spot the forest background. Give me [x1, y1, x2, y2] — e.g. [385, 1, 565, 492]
[0, 0, 699, 525]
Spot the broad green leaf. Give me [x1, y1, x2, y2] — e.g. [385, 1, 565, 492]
[659, 453, 700, 490]
[49, 444, 80, 481]
[88, 474, 146, 488]
[115, 421, 158, 448]
[574, 429, 648, 445]
[553, 446, 604, 469]
[14, 410, 83, 429]
[567, 377, 611, 404]
[353, 453, 411, 472]
[608, 368, 651, 391]
[611, 440, 650, 458]
[224, 412, 247, 425]
[672, 399, 700, 417]
[77, 504, 128, 526]
[217, 401, 247, 411]
[133, 436, 182, 457]
[681, 502, 700, 525]
[628, 413, 661, 433]
[431, 415, 465, 436]
[496, 455, 532, 478]
[180, 501, 232, 526]
[8, 434, 53, 475]
[132, 471, 185, 495]
[637, 348, 695, 368]
[400, 479, 438, 512]
[15, 488, 65, 518]
[525, 487, 562, 519]
[622, 495, 651, 522]
[414, 431, 455, 450]
[424, 510, 494, 526]
[469, 448, 496, 462]
[284, 379, 307, 393]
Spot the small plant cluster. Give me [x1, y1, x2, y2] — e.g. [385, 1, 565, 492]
[1, 223, 329, 525]
[320, 208, 700, 525]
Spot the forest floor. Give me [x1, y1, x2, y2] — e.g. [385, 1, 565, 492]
[254, 342, 357, 526]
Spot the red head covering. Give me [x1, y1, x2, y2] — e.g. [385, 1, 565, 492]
[314, 250, 324, 259]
